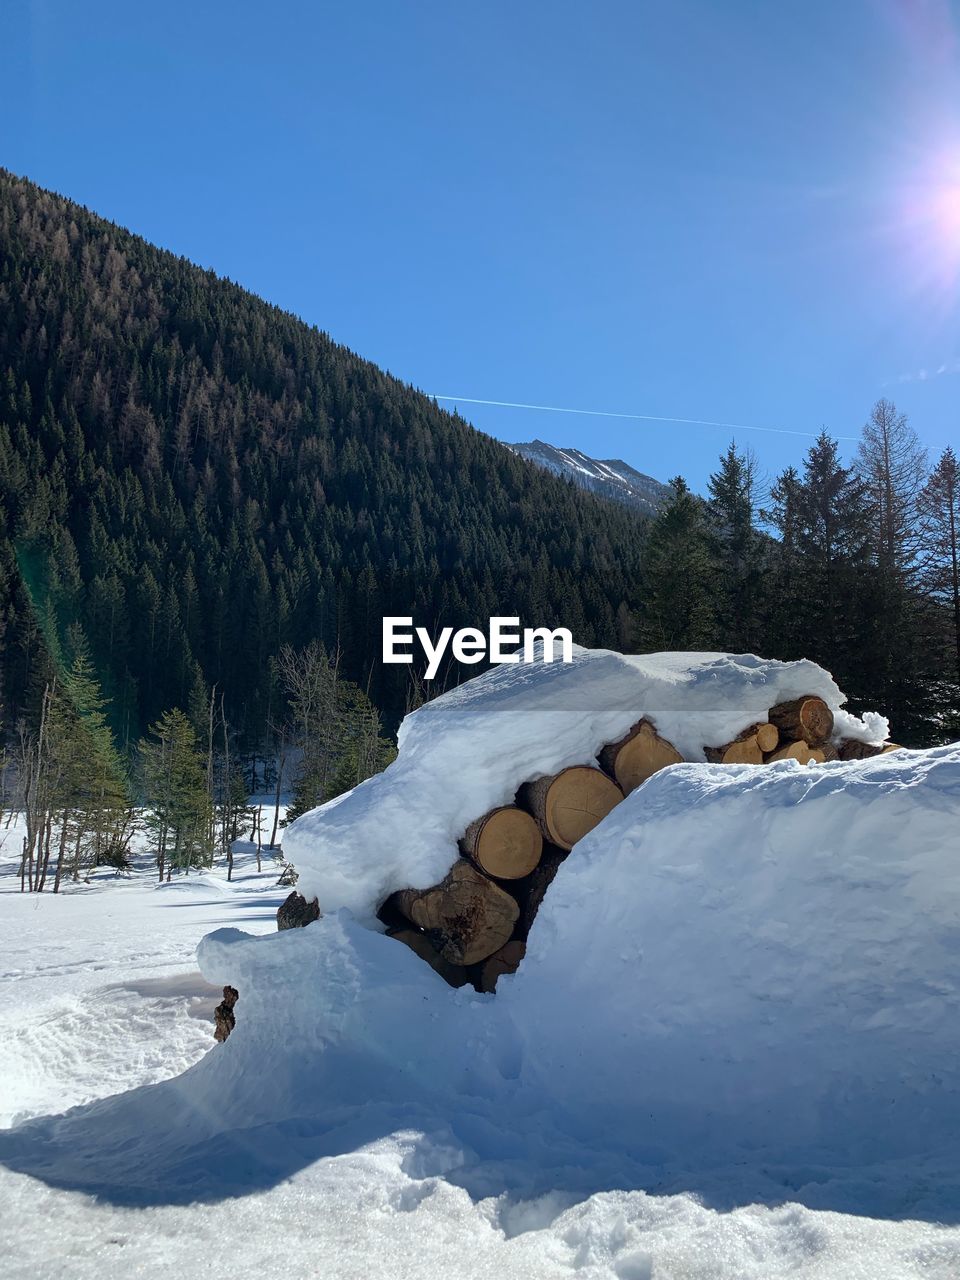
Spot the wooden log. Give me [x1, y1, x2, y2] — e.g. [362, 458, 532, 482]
[518, 766, 623, 850]
[705, 736, 762, 765]
[459, 805, 542, 880]
[705, 722, 779, 765]
[475, 941, 526, 994]
[765, 741, 827, 765]
[387, 928, 470, 988]
[838, 739, 903, 761]
[755, 722, 780, 753]
[768, 696, 834, 746]
[391, 859, 519, 965]
[819, 743, 839, 761]
[597, 720, 682, 794]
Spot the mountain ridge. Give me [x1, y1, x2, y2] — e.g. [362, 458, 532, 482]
[505, 439, 671, 516]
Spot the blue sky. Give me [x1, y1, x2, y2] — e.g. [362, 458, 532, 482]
[2, 0, 958, 490]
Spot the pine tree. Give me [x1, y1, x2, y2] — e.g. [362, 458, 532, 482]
[56, 628, 132, 884]
[855, 400, 936, 736]
[707, 442, 764, 652]
[917, 446, 960, 723]
[15, 629, 131, 890]
[639, 478, 717, 649]
[762, 465, 805, 658]
[139, 708, 213, 880]
[787, 432, 874, 693]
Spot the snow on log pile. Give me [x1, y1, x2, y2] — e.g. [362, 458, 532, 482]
[192, 734, 960, 1179]
[282, 647, 897, 990]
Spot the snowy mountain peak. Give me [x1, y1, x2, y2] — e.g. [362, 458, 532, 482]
[505, 439, 671, 516]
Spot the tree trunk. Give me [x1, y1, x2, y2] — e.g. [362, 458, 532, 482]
[597, 720, 682, 794]
[269, 742, 285, 849]
[459, 806, 542, 880]
[390, 859, 519, 965]
[52, 813, 70, 894]
[768, 696, 834, 745]
[518, 766, 622, 850]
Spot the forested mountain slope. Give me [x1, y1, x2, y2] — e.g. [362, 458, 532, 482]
[0, 170, 644, 744]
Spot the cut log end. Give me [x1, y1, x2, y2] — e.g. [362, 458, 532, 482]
[598, 720, 682, 794]
[755, 722, 780, 753]
[766, 740, 826, 766]
[520, 766, 623, 850]
[769, 696, 834, 746]
[705, 722, 779, 765]
[391, 859, 520, 965]
[459, 806, 542, 880]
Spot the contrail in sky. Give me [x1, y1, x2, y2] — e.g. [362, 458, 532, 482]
[431, 395, 856, 441]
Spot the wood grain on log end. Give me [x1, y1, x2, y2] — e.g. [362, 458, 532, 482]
[598, 720, 682, 794]
[520, 766, 623, 850]
[766, 740, 825, 765]
[393, 859, 520, 965]
[769, 696, 834, 746]
[459, 805, 542, 880]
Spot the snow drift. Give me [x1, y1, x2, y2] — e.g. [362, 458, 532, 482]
[198, 739, 960, 1179]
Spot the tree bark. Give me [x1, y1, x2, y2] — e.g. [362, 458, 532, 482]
[390, 859, 519, 965]
[768, 697, 834, 746]
[838, 739, 901, 760]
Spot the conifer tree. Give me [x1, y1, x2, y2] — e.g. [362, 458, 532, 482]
[707, 442, 764, 652]
[784, 432, 874, 698]
[762, 465, 804, 658]
[917, 446, 960, 702]
[56, 628, 132, 884]
[855, 400, 936, 735]
[639, 478, 717, 649]
[139, 708, 213, 880]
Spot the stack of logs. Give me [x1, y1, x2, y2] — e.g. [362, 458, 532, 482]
[281, 694, 900, 994]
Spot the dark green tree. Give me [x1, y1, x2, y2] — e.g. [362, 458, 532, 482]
[639, 478, 717, 649]
[707, 442, 764, 652]
[139, 708, 213, 880]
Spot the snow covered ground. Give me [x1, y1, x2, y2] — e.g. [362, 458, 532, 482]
[2, 651, 960, 1279]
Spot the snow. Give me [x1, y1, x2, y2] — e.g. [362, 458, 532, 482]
[1, 651, 958, 1279]
[283, 645, 887, 916]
